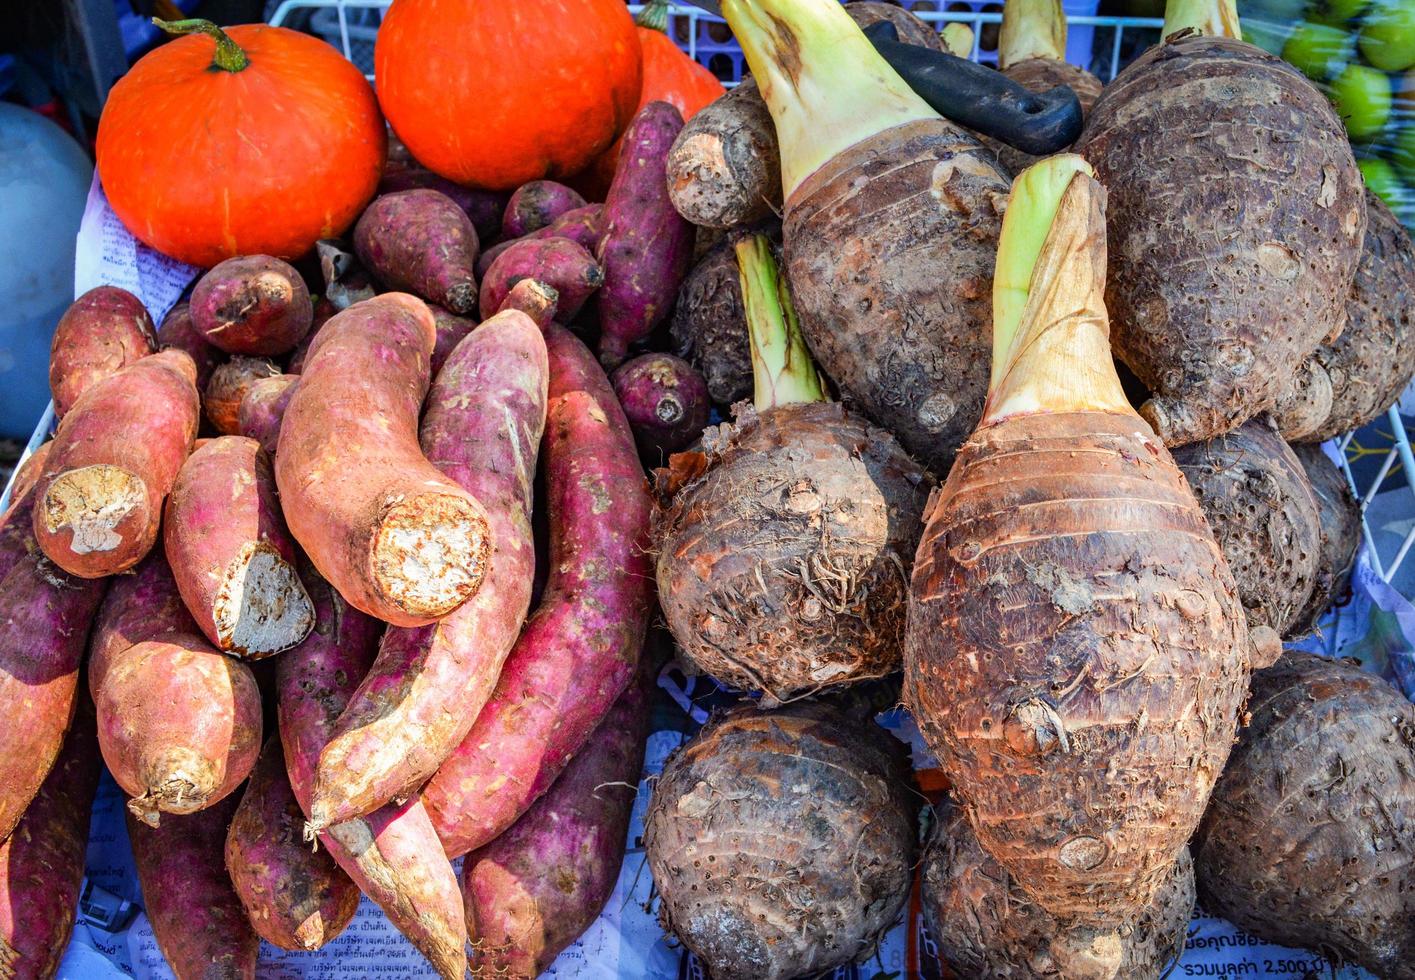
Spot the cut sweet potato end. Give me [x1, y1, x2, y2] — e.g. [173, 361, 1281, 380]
[215, 542, 316, 658]
[371, 492, 491, 620]
[42, 464, 146, 555]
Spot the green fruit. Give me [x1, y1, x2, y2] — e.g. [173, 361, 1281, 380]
[1358, 157, 1404, 207]
[1330, 63, 1393, 139]
[1390, 125, 1415, 181]
[1358, 0, 1415, 71]
[1282, 22, 1353, 79]
[1306, 0, 1368, 24]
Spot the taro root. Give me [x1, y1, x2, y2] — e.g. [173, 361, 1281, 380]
[665, 79, 782, 230]
[721, 0, 1009, 473]
[1287, 443, 1362, 634]
[1270, 356, 1334, 441]
[1075, 0, 1366, 447]
[656, 236, 931, 702]
[645, 700, 916, 980]
[844, 1, 943, 48]
[1172, 416, 1323, 638]
[906, 158, 1253, 932]
[1194, 652, 1415, 980]
[923, 802, 1196, 980]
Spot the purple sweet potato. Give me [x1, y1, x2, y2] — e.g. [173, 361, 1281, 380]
[156, 301, 221, 391]
[275, 294, 492, 627]
[498, 278, 560, 330]
[205, 355, 280, 436]
[462, 661, 650, 977]
[475, 204, 605, 279]
[597, 102, 694, 366]
[309, 309, 548, 830]
[164, 437, 313, 658]
[88, 552, 263, 826]
[501, 180, 589, 239]
[225, 737, 358, 951]
[423, 325, 652, 858]
[32, 350, 199, 579]
[479, 238, 604, 321]
[354, 189, 480, 315]
[429, 305, 476, 377]
[0, 697, 100, 980]
[277, 567, 468, 980]
[191, 255, 314, 356]
[378, 167, 508, 242]
[49, 285, 156, 417]
[611, 352, 711, 456]
[315, 239, 377, 311]
[236, 374, 298, 456]
[127, 794, 258, 980]
[2, 443, 50, 521]
[0, 570, 59, 828]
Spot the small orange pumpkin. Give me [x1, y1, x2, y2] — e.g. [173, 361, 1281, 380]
[97, 20, 385, 268]
[375, 0, 643, 192]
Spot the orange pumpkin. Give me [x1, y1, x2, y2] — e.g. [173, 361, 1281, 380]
[97, 20, 386, 268]
[580, 1, 727, 197]
[375, 0, 643, 192]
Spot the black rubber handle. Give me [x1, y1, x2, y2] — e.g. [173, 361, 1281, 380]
[862, 21, 1083, 156]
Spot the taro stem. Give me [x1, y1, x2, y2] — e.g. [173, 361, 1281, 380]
[1163, 0, 1242, 40]
[735, 234, 827, 411]
[999, 0, 1067, 69]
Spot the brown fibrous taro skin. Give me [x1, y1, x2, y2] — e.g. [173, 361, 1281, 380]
[1075, 33, 1366, 447]
[1286, 442, 1362, 634]
[1171, 416, 1323, 638]
[922, 803, 1196, 980]
[1193, 652, 1415, 979]
[644, 701, 917, 980]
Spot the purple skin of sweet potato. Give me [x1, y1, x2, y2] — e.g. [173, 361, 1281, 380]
[423, 325, 652, 858]
[50, 285, 156, 417]
[163, 436, 313, 658]
[236, 374, 299, 456]
[0, 695, 100, 980]
[611, 352, 711, 456]
[225, 738, 359, 951]
[127, 793, 258, 980]
[378, 167, 508, 242]
[157, 301, 221, 392]
[479, 238, 605, 322]
[309, 310, 548, 831]
[276, 567, 469, 980]
[191, 255, 314, 357]
[462, 662, 650, 977]
[285, 301, 337, 375]
[354, 189, 480, 315]
[430, 305, 476, 378]
[596, 102, 694, 367]
[501, 181, 588, 240]
[0, 490, 107, 843]
[475, 204, 604, 279]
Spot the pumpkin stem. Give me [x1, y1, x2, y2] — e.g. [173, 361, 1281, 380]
[634, 0, 671, 33]
[152, 18, 251, 72]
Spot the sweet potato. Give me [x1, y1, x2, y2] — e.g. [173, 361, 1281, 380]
[611, 352, 711, 456]
[497, 278, 560, 329]
[666, 79, 782, 229]
[164, 436, 313, 657]
[1194, 652, 1415, 979]
[429, 305, 476, 377]
[285, 299, 336, 374]
[236, 373, 298, 456]
[49, 285, 156, 417]
[32, 349, 199, 578]
[1172, 417, 1323, 638]
[191, 254, 314, 356]
[422, 324, 648, 857]
[479, 237, 604, 321]
[645, 701, 917, 980]
[596, 101, 694, 366]
[156, 301, 221, 391]
[127, 794, 258, 980]
[378, 166, 508, 242]
[474, 204, 603, 280]
[923, 803, 1195, 980]
[205, 355, 280, 436]
[315, 239, 377, 311]
[88, 552, 263, 825]
[276, 566, 468, 979]
[1076, 25, 1366, 446]
[225, 737, 358, 951]
[462, 660, 650, 978]
[669, 230, 770, 406]
[275, 294, 493, 627]
[1287, 443, 1362, 633]
[309, 308, 547, 830]
[354, 189, 480, 315]
[501, 180, 588, 239]
[2, 443, 50, 520]
[0, 698, 100, 980]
